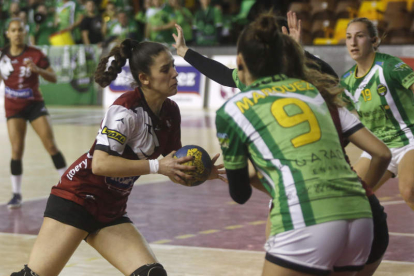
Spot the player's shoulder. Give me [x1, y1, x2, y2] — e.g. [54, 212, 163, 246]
[112, 89, 141, 110]
[26, 46, 44, 54]
[162, 97, 180, 113]
[341, 64, 357, 80]
[379, 52, 408, 71]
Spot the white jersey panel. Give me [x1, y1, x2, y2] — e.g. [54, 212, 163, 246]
[96, 105, 137, 155]
[338, 107, 362, 134]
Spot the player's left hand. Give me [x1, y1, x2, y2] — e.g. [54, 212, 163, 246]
[208, 153, 227, 183]
[24, 59, 40, 73]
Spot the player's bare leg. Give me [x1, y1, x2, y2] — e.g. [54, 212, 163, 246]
[7, 118, 27, 207]
[354, 258, 383, 276]
[27, 217, 88, 276]
[353, 157, 392, 191]
[30, 115, 59, 155]
[7, 118, 27, 160]
[397, 150, 414, 211]
[87, 223, 159, 275]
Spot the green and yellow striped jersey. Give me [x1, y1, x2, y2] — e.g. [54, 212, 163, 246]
[341, 52, 414, 148]
[216, 74, 371, 236]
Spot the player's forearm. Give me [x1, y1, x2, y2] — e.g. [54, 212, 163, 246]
[92, 153, 151, 177]
[39, 68, 57, 83]
[364, 153, 391, 189]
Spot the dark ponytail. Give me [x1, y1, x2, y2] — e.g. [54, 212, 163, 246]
[95, 39, 169, 88]
[237, 12, 284, 79]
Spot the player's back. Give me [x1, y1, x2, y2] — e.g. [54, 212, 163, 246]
[217, 74, 371, 235]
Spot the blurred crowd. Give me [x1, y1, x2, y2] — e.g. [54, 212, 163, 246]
[0, 0, 291, 48]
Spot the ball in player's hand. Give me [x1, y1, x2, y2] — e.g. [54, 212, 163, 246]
[173, 145, 213, 186]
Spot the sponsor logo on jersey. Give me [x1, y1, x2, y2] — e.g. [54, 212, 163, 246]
[5, 86, 34, 99]
[402, 72, 414, 86]
[105, 176, 139, 193]
[116, 118, 125, 124]
[377, 84, 387, 96]
[394, 62, 410, 71]
[102, 126, 126, 145]
[66, 158, 88, 181]
[217, 133, 229, 148]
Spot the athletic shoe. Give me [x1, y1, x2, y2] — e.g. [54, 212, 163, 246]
[7, 193, 22, 209]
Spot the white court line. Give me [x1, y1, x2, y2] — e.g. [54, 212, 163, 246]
[381, 260, 414, 265]
[389, 232, 414, 238]
[0, 232, 413, 265]
[381, 200, 406, 206]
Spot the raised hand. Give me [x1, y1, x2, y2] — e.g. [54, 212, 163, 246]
[172, 24, 189, 57]
[159, 151, 195, 185]
[208, 153, 228, 183]
[282, 11, 302, 44]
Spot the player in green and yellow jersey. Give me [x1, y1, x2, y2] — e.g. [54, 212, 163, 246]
[341, 18, 414, 211]
[215, 13, 373, 276]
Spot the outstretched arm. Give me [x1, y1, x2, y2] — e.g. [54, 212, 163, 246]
[173, 24, 237, 88]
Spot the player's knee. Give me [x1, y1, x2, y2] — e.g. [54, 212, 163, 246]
[11, 265, 39, 276]
[130, 263, 167, 276]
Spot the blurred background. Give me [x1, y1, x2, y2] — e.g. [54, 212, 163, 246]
[0, 0, 413, 111]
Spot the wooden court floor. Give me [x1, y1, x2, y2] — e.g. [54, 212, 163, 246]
[0, 107, 413, 276]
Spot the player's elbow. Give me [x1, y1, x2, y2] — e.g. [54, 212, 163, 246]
[229, 185, 252, 204]
[91, 157, 105, 176]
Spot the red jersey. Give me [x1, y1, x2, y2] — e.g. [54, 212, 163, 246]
[51, 88, 182, 223]
[0, 46, 50, 117]
[330, 106, 374, 197]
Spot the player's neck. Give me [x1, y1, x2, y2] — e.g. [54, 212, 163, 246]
[9, 44, 25, 56]
[355, 52, 376, 77]
[141, 87, 165, 117]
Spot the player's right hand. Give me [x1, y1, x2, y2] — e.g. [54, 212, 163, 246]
[172, 24, 189, 57]
[159, 151, 195, 185]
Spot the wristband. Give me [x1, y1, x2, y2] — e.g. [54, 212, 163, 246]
[149, 159, 159, 174]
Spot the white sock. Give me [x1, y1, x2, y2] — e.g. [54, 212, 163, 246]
[11, 175, 22, 194]
[57, 167, 67, 177]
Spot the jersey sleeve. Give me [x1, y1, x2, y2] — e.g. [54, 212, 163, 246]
[340, 78, 356, 111]
[232, 69, 247, 91]
[95, 105, 137, 156]
[386, 56, 414, 90]
[37, 50, 50, 69]
[215, 111, 248, 170]
[338, 107, 364, 138]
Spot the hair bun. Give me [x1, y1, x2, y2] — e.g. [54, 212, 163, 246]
[254, 14, 279, 44]
[120, 39, 133, 59]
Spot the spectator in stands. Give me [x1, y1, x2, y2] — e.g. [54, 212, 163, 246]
[55, 0, 85, 44]
[30, 4, 57, 46]
[18, 11, 31, 44]
[9, 2, 20, 18]
[146, 0, 176, 44]
[101, 1, 118, 37]
[167, 0, 193, 45]
[193, 0, 222, 45]
[80, 0, 103, 45]
[135, 0, 151, 37]
[106, 11, 139, 45]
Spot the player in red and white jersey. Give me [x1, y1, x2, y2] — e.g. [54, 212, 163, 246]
[10, 39, 226, 276]
[0, 18, 67, 209]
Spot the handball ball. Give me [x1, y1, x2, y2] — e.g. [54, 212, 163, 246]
[173, 145, 213, 186]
